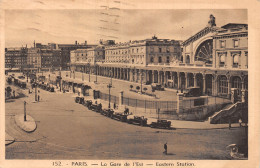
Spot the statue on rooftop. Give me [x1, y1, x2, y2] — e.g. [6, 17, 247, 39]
[208, 14, 216, 27]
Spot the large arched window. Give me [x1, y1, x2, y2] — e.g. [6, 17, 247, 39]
[219, 76, 228, 95]
[158, 56, 162, 63]
[150, 57, 154, 63]
[195, 39, 213, 64]
[166, 56, 170, 63]
[233, 54, 239, 68]
[232, 76, 242, 95]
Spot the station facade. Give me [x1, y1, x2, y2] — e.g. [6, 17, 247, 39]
[71, 15, 248, 99]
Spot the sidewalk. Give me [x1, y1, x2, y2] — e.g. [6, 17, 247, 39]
[14, 114, 37, 133]
[75, 94, 238, 130]
[5, 132, 15, 146]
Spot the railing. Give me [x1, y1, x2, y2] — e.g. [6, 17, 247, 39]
[98, 91, 177, 110]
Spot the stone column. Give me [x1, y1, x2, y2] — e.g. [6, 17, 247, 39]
[231, 88, 238, 104]
[241, 89, 248, 103]
[144, 70, 147, 83]
[164, 71, 167, 87]
[178, 72, 181, 89]
[151, 71, 154, 83]
[203, 74, 206, 94]
[171, 72, 174, 88]
[119, 91, 124, 106]
[177, 93, 184, 113]
[228, 77, 231, 99]
[193, 73, 197, 87]
[135, 69, 138, 83]
[185, 72, 189, 89]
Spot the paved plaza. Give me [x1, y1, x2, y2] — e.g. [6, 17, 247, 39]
[5, 76, 246, 160]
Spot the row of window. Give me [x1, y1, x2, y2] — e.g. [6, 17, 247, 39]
[220, 39, 239, 48]
[150, 56, 170, 63]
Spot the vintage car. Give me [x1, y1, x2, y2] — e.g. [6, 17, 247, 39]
[75, 96, 84, 104]
[7, 76, 12, 84]
[183, 87, 202, 97]
[19, 81, 27, 89]
[83, 100, 92, 108]
[150, 119, 171, 129]
[127, 116, 147, 126]
[112, 112, 128, 122]
[101, 109, 114, 118]
[89, 103, 102, 112]
[151, 83, 164, 91]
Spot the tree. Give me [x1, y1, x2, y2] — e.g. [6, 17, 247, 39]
[130, 85, 133, 91]
[143, 87, 148, 92]
[136, 86, 140, 91]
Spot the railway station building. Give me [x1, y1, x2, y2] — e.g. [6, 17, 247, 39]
[71, 15, 248, 100]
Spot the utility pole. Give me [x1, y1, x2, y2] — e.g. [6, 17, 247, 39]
[35, 75, 37, 102]
[110, 70, 113, 85]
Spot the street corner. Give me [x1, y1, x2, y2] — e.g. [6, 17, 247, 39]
[5, 132, 15, 146]
[14, 114, 37, 133]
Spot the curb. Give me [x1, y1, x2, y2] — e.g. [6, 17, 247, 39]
[14, 114, 37, 133]
[5, 132, 15, 146]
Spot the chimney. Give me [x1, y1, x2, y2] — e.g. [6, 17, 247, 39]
[85, 40, 87, 45]
[34, 40, 36, 48]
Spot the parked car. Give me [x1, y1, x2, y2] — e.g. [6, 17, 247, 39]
[151, 83, 164, 91]
[150, 119, 171, 129]
[84, 100, 92, 109]
[183, 87, 202, 97]
[101, 109, 114, 118]
[89, 103, 102, 112]
[75, 96, 84, 104]
[127, 116, 147, 126]
[112, 113, 128, 122]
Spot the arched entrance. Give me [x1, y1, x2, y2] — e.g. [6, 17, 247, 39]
[231, 76, 242, 98]
[205, 74, 213, 95]
[187, 73, 194, 87]
[180, 72, 186, 89]
[196, 73, 203, 95]
[194, 39, 213, 64]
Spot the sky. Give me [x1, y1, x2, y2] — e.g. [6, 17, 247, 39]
[5, 9, 247, 48]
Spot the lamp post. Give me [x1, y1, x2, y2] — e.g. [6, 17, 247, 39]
[107, 83, 112, 109]
[110, 70, 113, 85]
[24, 101, 27, 121]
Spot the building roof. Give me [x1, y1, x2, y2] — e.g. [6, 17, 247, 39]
[221, 23, 248, 29]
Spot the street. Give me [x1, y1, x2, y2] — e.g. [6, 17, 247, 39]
[5, 85, 246, 160]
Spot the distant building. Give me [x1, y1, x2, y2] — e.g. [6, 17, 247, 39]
[58, 41, 97, 70]
[27, 48, 41, 69]
[5, 47, 28, 71]
[104, 36, 181, 65]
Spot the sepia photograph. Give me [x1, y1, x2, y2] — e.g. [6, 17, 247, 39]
[1, 0, 259, 167]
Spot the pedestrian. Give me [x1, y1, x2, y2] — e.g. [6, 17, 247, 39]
[229, 118, 232, 130]
[38, 94, 40, 102]
[13, 90, 15, 98]
[114, 102, 116, 109]
[164, 142, 167, 155]
[239, 118, 242, 127]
